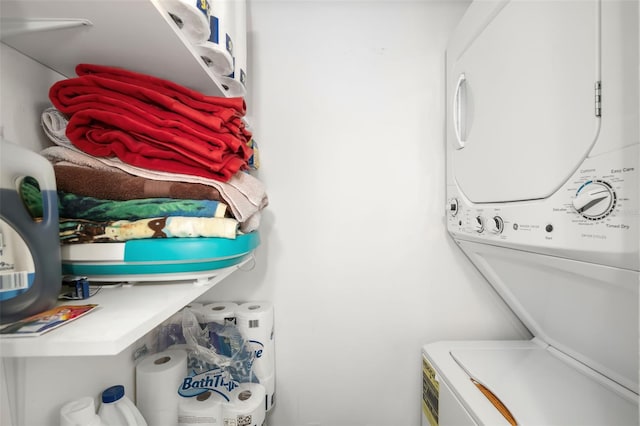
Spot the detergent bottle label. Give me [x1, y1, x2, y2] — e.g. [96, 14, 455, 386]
[0, 218, 35, 301]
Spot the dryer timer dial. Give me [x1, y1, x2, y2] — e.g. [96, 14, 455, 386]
[572, 180, 616, 220]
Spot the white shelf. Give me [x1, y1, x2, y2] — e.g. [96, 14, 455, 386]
[0, 0, 227, 96]
[0, 259, 251, 358]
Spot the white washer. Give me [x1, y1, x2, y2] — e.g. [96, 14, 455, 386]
[423, 1, 639, 425]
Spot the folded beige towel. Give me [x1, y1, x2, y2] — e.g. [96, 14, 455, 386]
[41, 146, 267, 233]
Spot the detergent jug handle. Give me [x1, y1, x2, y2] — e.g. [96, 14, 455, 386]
[0, 139, 59, 228]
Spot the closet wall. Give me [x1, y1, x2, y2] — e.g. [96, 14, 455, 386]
[0, 1, 530, 425]
[200, 2, 529, 426]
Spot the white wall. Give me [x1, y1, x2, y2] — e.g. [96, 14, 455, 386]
[200, 2, 529, 426]
[0, 2, 530, 425]
[0, 44, 65, 151]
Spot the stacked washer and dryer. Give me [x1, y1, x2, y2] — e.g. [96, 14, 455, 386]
[423, 0, 639, 425]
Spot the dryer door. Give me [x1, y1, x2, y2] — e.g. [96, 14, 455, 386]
[447, 0, 600, 203]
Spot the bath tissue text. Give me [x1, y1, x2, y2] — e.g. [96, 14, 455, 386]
[178, 368, 239, 401]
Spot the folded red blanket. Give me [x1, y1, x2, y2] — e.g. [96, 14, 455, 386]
[49, 84, 250, 158]
[48, 64, 254, 182]
[67, 109, 246, 181]
[76, 63, 247, 116]
[50, 75, 247, 138]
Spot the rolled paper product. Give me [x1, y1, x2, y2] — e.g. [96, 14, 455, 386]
[200, 301, 238, 325]
[236, 302, 275, 379]
[184, 302, 205, 323]
[177, 391, 223, 426]
[260, 371, 276, 412]
[232, 0, 248, 89]
[184, 301, 204, 312]
[194, 8, 234, 76]
[222, 383, 266, 426]
[218, 75, 246, 98]
[158, 0, 211, 44]
[136, 348, 189, 426]
[193, 42, 233, 77]
[210, 0, 234, 62]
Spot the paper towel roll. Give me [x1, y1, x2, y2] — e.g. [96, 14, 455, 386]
[159, 0, 211, 44]
[200, 302, 238, 325]
[222, 383, 266, 426]
[136, 348, 188, 426]
[236, 302, 275, 380]
[177, 391, 223, 426]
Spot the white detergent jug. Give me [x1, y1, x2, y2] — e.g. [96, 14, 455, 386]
[98, 385, 147, 426]
[60, 396, 102, 426]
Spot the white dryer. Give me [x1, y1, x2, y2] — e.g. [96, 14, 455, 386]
[423, 0, 639, 425]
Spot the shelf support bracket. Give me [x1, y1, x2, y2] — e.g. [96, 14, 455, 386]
[0, 18, 92, 39]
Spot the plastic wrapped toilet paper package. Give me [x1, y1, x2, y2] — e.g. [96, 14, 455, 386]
[136, 301, 275, 425]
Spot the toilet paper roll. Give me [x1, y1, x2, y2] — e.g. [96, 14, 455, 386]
[211, 0, 246, 97]
[136, 348, 188, 426]
[60, 396, 101, 426]
[185, 302, 203, 311]
[159, 0, 211, 44]
[194, 42, 233, 77]
[177, 391, 223, 426]
[260, 372, 276, 412]
[236, 302, 275, 380]
[200, 302, 238, 325]
[218, 76, 246, 97]
[183, 302, 205, 323]
[232, 0, 247, 88]
[196, 10, 234, 76]
[222, 383, 266, 426]
[210, 0, 234, 58]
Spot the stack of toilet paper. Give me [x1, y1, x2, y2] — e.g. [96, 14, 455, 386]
[177, 383, 266, 426]
[157, 0, 247, 96]
[136, 301, 275, 425]
[194, 301, 276, 412]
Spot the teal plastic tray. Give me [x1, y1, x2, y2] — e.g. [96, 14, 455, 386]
[61, 232, 259, 279]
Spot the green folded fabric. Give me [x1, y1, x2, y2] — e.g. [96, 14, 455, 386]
[20, 177, 228, 221]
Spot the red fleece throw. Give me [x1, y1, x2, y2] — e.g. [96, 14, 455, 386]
[48, 64, 252, 182]
[76, 64, 247, 116]
[49, 82, 250, 157]
[67, 109, 246, 181]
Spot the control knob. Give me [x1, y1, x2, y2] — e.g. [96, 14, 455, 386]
[486, 216, 504, 234]
[474, 216, 484, 233]
[572, 180, 616, 220]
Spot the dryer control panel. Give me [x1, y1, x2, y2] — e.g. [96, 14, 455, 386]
[447, 145, 638, 270]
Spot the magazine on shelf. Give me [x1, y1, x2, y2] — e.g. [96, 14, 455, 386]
[0, 304, 98, 337]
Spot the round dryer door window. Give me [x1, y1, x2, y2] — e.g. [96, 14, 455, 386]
[447, 0, 600, 203]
